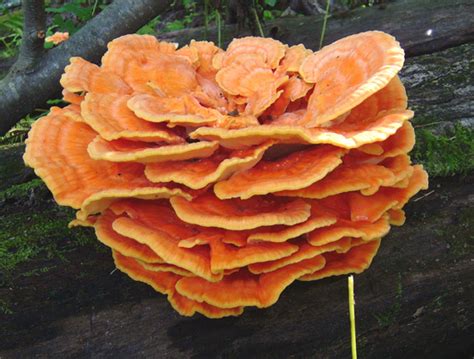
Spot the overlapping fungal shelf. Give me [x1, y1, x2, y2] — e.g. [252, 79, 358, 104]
[24, 32, 428, 318]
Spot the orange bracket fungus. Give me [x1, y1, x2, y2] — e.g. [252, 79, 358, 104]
[24, 31, 428, 318]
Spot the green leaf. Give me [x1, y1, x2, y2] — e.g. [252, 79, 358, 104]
[265, 0, 278, 7]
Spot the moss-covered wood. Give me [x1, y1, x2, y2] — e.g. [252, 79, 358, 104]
[0, 144, 33, 191]
[0, 174, 472, 358]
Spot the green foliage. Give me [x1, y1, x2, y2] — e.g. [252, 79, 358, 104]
[45, 0, 108, 41]
[165, 13, 197, 33]
[0, 10, 23, 58]
[0, 114, 38, 145]
[413, 125, 474, 177]
[264, 0, 278, 7]
[263, 9, 282, 20]
[0, 97, 64, 145]
[137, 15, 162, 35]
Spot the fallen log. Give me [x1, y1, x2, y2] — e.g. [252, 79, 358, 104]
[399, 42, 474, 131]
[0, 173, 472, 358]
[159, 0, 474, 57]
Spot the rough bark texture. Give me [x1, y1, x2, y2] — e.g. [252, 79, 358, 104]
[399, 42, 474, 131]
[0, 174, 472, 358]
[0, 0, 173, 135]
[159, 0, 474, 56]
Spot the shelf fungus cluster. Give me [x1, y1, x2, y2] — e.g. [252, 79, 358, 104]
[24, 31, 428, 318]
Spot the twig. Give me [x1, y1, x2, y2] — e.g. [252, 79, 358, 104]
[91, 0, 100, 16]
[251, 2, 265, 37]
[413, 189, 435, 202]
[348, 275, 357, 359]
[414, 121, 444, 128]
[319, 0, 331, 49]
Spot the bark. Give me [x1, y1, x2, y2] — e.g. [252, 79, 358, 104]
[0, 173, 472, 358]
[0, 144, 34, 191]
[0, 0, 173, 136]
[160, 0, 474, 56]
[399, 42, 474, 131]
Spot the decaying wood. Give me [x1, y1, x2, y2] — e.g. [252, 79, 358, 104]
[0, 0, 173, 136]
[399, 42, 474, 131]
[0, 174, 472, 358]
[160, 0, 474, 57]
[0, 144, 34, 191]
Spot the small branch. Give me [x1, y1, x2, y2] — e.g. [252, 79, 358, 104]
[10, 0, 46, 74]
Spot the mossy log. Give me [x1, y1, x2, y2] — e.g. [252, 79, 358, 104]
[0, 174, 472, 358]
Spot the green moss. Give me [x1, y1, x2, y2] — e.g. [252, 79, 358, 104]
[0, 206, 97, 285]
[0, 178, 43, 200]
[0, 299, 13, 315]
[412, 124, 474, 177]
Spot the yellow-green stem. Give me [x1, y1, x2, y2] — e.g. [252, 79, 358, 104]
[319, 0, 331, 49]
[251, 5, 265, 37]
[348, 275, 357, 359]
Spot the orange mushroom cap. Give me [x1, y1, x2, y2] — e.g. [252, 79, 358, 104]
[175, 256, 326, 309]
[145, 141, 273, 189]
[299, 239, 381, 281]
[214, 145, 346, 199]
[170, 193, 312, 230]
[46, 31, 69, 45]
[24, 31, 428, 318]
[299, 31, 404, 126]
